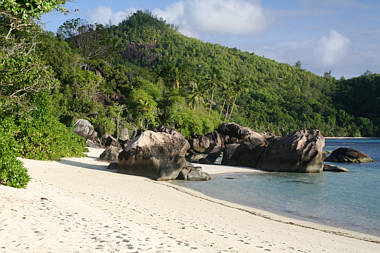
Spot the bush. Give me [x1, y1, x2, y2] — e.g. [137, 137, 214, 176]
[0, 156, 30, 188]
[15, 92, 87, 160]
[0, 118, 30, 188]
[167, 108, 221, 138]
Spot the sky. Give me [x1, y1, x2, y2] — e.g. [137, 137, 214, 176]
[41, 0, 380, 78]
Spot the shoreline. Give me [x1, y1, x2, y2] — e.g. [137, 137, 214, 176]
[1, 147, 379, 252]
[163, 181, 380, 244]
[182, 163, 380, 240]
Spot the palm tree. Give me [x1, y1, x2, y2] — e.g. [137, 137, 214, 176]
[188, 81, 205, 111]
[206, 66, 223, 116]
[227, 75, 249, 121]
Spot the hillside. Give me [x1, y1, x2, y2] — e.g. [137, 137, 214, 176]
[1, 4, 379, 188]
[43, 11, 379, 137]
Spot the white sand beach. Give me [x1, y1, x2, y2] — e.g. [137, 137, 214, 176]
[1, 148, 379, 253]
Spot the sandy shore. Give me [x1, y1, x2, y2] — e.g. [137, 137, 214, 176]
[1, 148, 379, 252]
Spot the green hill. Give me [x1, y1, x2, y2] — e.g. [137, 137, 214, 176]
[42, 11, 379, 137]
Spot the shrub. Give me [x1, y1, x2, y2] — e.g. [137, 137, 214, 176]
[0, 156, 30, 188]
[15, 92, 87, 160]
[0, 118, 30, 188]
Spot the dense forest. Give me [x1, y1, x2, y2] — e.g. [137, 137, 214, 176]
[51, 11, 379, 137]
[0, 2, 379, 188]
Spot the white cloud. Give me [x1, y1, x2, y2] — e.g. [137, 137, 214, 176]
[153, 0, 266, 37]
[88, 6, 136, 26]
[315, 30, 350, 65]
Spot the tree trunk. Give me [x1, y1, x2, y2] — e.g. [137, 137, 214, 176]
[208, 88, 215, 116]
[228, 94, 238, 121]
[224, 104, 230, 121]
[219, 99, 226, 119]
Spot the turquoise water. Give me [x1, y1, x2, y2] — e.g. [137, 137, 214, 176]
[175, 139, 380, 236]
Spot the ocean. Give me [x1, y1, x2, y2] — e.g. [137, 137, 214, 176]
[175, 138, 380, 236]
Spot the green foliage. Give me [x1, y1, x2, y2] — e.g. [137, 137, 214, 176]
[15, 92, 87, 160]
[0, 0, 90, 189]
[0, 0, 66, 39]
[0, 118, 30, 188]
[0, 155, 30, 188]
[0, 40, 59, 115]
[51, 11, 379, 137]
[0, 0, 66, 21]
[335, 74, 380, 136]
[127, 89, 158, 129]
[167, 108, 221, 138]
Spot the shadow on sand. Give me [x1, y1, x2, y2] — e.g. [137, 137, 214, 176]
[57, 159, 115, 172]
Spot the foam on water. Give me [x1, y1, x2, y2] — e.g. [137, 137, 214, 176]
[175, 138, 380, 236]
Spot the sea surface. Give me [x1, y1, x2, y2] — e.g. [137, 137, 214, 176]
[174, 138, 380, 236]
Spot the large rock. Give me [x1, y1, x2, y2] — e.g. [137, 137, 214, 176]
[118, 130, 190, 180]
[100, 146, 122, 162]
[74, 119, 97, 140]
[190, 131, 224, 154]
[325, 147, 374, 163]
[222, 143, 266, 167]
[222, 130, 325, 173]
[218, 122, 266, 146]
[256, 130, 325, 172]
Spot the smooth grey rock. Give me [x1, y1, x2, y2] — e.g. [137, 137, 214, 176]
[74, 119, 97, 140]
[118, 130, 190, 181]
[177, 164, 210, 181]
[218, 122, 266, 146]
[325, 147, 374, 163]
[222, 143, 265, 167]
[100, 146, 122, 162]
[222, 129, 325, 173]
[256, 130, 325, 173]
[323, 164, 349, 172]
[190, 131, 224, 154]
[187, 169, 211, 181]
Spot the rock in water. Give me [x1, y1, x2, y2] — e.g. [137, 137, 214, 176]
[325, 147, 374, 163]
[74, 119, 98, 140]
[323, 164, 349, 172]
[178, 163, 211, 181]
[223, 129, 325, 173]
[118, 130, 190, 180]
[100, 146, 121, 162]
[222, 143, 266, 167]
[257, 130, 325, 172]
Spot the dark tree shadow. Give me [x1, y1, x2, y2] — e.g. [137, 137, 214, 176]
[57, 159, 116, 172]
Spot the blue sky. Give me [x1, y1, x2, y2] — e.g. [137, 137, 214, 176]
[41, 0, 380, 78]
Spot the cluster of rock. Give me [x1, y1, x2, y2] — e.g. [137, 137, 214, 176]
[73, 119, 374, 178]
[74, 121, 211, 181]
[188, 123, 325, 173]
